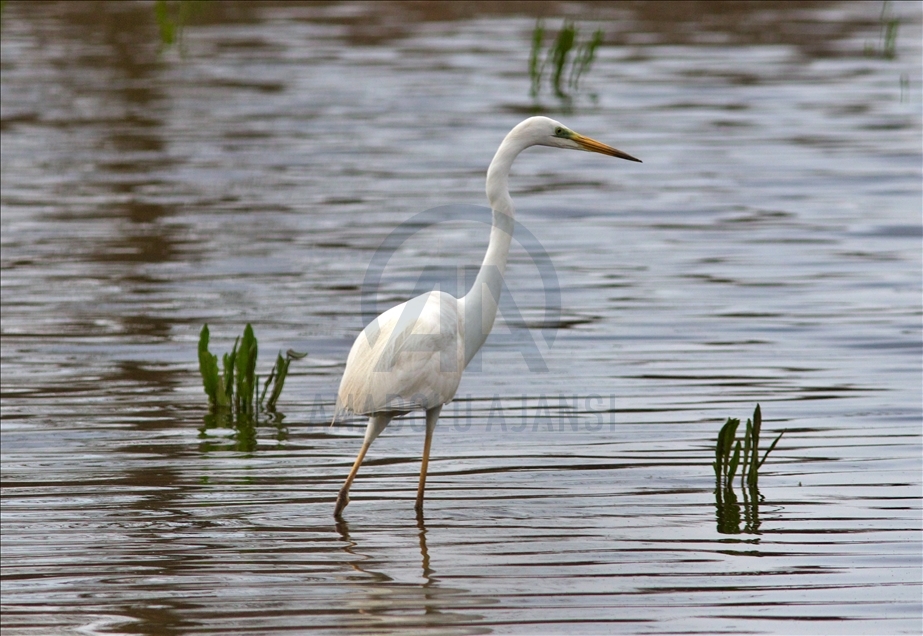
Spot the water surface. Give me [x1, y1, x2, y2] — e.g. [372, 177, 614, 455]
[1, 2, 921, 634]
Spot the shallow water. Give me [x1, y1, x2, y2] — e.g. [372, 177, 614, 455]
[1, 1, 921, 634]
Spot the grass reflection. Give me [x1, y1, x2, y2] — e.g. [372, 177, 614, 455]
[715, 478, 764, 535]
[198, 409, 288, 453]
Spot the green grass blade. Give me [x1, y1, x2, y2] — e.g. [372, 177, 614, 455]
[884, 20, 899, 58]
[728, 439, 741, 482]
[235, 324, 258, 415]
[718, 418, 739, 459]
[569, 27, 603, 90]
[740, 418, 751, 489]
[259, 366, 276, 407]
[221, 337, 238, 409]
[197, 324, 219, 406]
[154, 0, 176, 45]
[550, 21, 576, 98]
[881, 2, 900, 59]
[748, 405, 762, 487]
[759, 430, 784, 468]
[529, 20, 545, 98]
[266, 353, 290, 412]
[247, 342, 258, 412]
[715, 417, 739, 482]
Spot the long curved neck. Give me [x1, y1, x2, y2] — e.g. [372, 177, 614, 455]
[461, 131, 529, 366]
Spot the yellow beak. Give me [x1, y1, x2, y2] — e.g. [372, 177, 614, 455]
[573, 133, 642, 163]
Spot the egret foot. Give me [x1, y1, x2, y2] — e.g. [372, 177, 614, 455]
[334, 489, 349, 518]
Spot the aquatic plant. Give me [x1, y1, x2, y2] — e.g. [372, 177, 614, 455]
[154, 0, 206, 49]
[713, 415, 742, 489]
[713, 404, 783, 489]
[529, 19, 604, 103]
[865, 1, 900, 60]
[198, 323, 305, 418]
[713, 405, 783, 534]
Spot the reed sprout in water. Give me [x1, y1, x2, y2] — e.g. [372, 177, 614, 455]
[864, 1, 900, 60]
[713, 404, 784, 534]
[529, 19, 603, 104]
[714, 404, 783, 489]
[153, 0, 207, 50]
[198, 323, 305, 419]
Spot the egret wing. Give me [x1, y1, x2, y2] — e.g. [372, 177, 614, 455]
[337, 291, 464, 415]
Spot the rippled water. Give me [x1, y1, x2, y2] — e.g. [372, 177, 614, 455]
[2, 2, 921, 634]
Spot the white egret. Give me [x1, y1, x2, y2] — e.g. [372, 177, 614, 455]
[334, 116, 640, 517]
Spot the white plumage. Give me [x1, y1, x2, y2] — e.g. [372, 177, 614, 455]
[333, 116, 640, 518]
[336, 290, 464, 417]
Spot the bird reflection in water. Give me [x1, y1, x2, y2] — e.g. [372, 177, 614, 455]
[417, 515, 435, 586]
[336, 514, 434, 586]
[334, 515, 488, 630]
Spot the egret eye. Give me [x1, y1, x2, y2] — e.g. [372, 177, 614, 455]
[555, 127, 564, 136]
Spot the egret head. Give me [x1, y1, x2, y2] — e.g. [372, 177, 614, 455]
[516, 116, 641, 162]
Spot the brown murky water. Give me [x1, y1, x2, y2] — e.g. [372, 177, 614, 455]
[2, 1, 921, 634]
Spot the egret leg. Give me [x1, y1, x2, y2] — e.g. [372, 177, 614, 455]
[334, 441, 369, 518]
[415, 405, 442, 514]
[334, 414, 392, 518]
